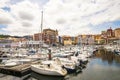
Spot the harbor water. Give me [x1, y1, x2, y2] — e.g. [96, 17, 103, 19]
[0, 49, 120, 80]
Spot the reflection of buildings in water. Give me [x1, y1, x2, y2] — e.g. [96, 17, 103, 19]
[62, 71, 82, 80]
[68, 70, 82, 77]
[114, 56, 120, 63]
[94, 50, 120, 64]
[102, 51, 114, 64]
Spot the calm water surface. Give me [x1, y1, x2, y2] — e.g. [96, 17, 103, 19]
[0, 50, 120, 80]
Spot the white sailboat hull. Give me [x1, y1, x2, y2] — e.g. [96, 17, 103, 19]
[31, 65, 67, 76]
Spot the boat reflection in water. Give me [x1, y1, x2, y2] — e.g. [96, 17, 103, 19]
[94, 49, 120, 64]
[29, 72, 65, 80]
[29, 71, 82, 80]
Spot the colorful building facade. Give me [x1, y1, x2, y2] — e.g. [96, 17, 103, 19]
[114, 28, 120, 39]
[33, 28, 58, 45]
[77, 35, 95, 45]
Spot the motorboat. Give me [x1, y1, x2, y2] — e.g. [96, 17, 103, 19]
[114, 49, 120, 55]
[54, 57, 81, 73]
[31, 61, 67, 76]
[4, 62, 19, 67]
[2, 59, 20, 67]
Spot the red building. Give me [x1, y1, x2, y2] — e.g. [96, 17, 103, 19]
[33, 33, 43, 41]
[43, 29, 58, 44]
[106, 27, 114, 38]
[33, 28, 58, 45]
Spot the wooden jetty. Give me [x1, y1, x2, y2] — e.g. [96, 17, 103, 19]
[0, 64, 31, 77]
[0, 61, 40, 77]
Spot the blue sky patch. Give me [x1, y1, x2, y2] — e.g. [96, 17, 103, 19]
[0, 25, 8, 34]
[1, 6, 11, 12]
[91, 20, 120, 34]
[0, 24, 7, 29]
[10, 0, 24, 4]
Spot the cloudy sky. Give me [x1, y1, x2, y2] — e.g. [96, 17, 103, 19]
[0, 0, 120, 36]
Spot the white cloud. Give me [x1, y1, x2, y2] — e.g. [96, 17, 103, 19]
[0, 0, 10, 8]
[1, 0, 42, 36]
[0, 9, 14, 24]
[0, 0, 120, 36]
[22, 21, 32, 27]
[18, 11, 35, 20]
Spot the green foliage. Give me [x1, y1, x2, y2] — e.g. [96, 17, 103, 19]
[0, 34, 23, 38]
[0, 34, 10, 38]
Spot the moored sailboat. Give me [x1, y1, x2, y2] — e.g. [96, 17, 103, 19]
[31, 61, 67, 76]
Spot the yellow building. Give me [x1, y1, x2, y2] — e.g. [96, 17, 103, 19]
[62, 36, 72, 45]
[64, 40, 72, 45]
[114, 28, 120, 39]
[74, 37, 78, 45]
[94, 34, 103, 44]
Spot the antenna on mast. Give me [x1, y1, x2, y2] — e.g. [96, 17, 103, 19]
[40, 10, 43, 35]
[39, 10, 43, 48]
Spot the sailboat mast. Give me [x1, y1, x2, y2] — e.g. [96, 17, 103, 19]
[40, 11, 43, 42]
[39, 11, 43, 48]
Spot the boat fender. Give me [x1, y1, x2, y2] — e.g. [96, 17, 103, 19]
[48, 64, 50, 68]
[62, 65, 65, 69]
